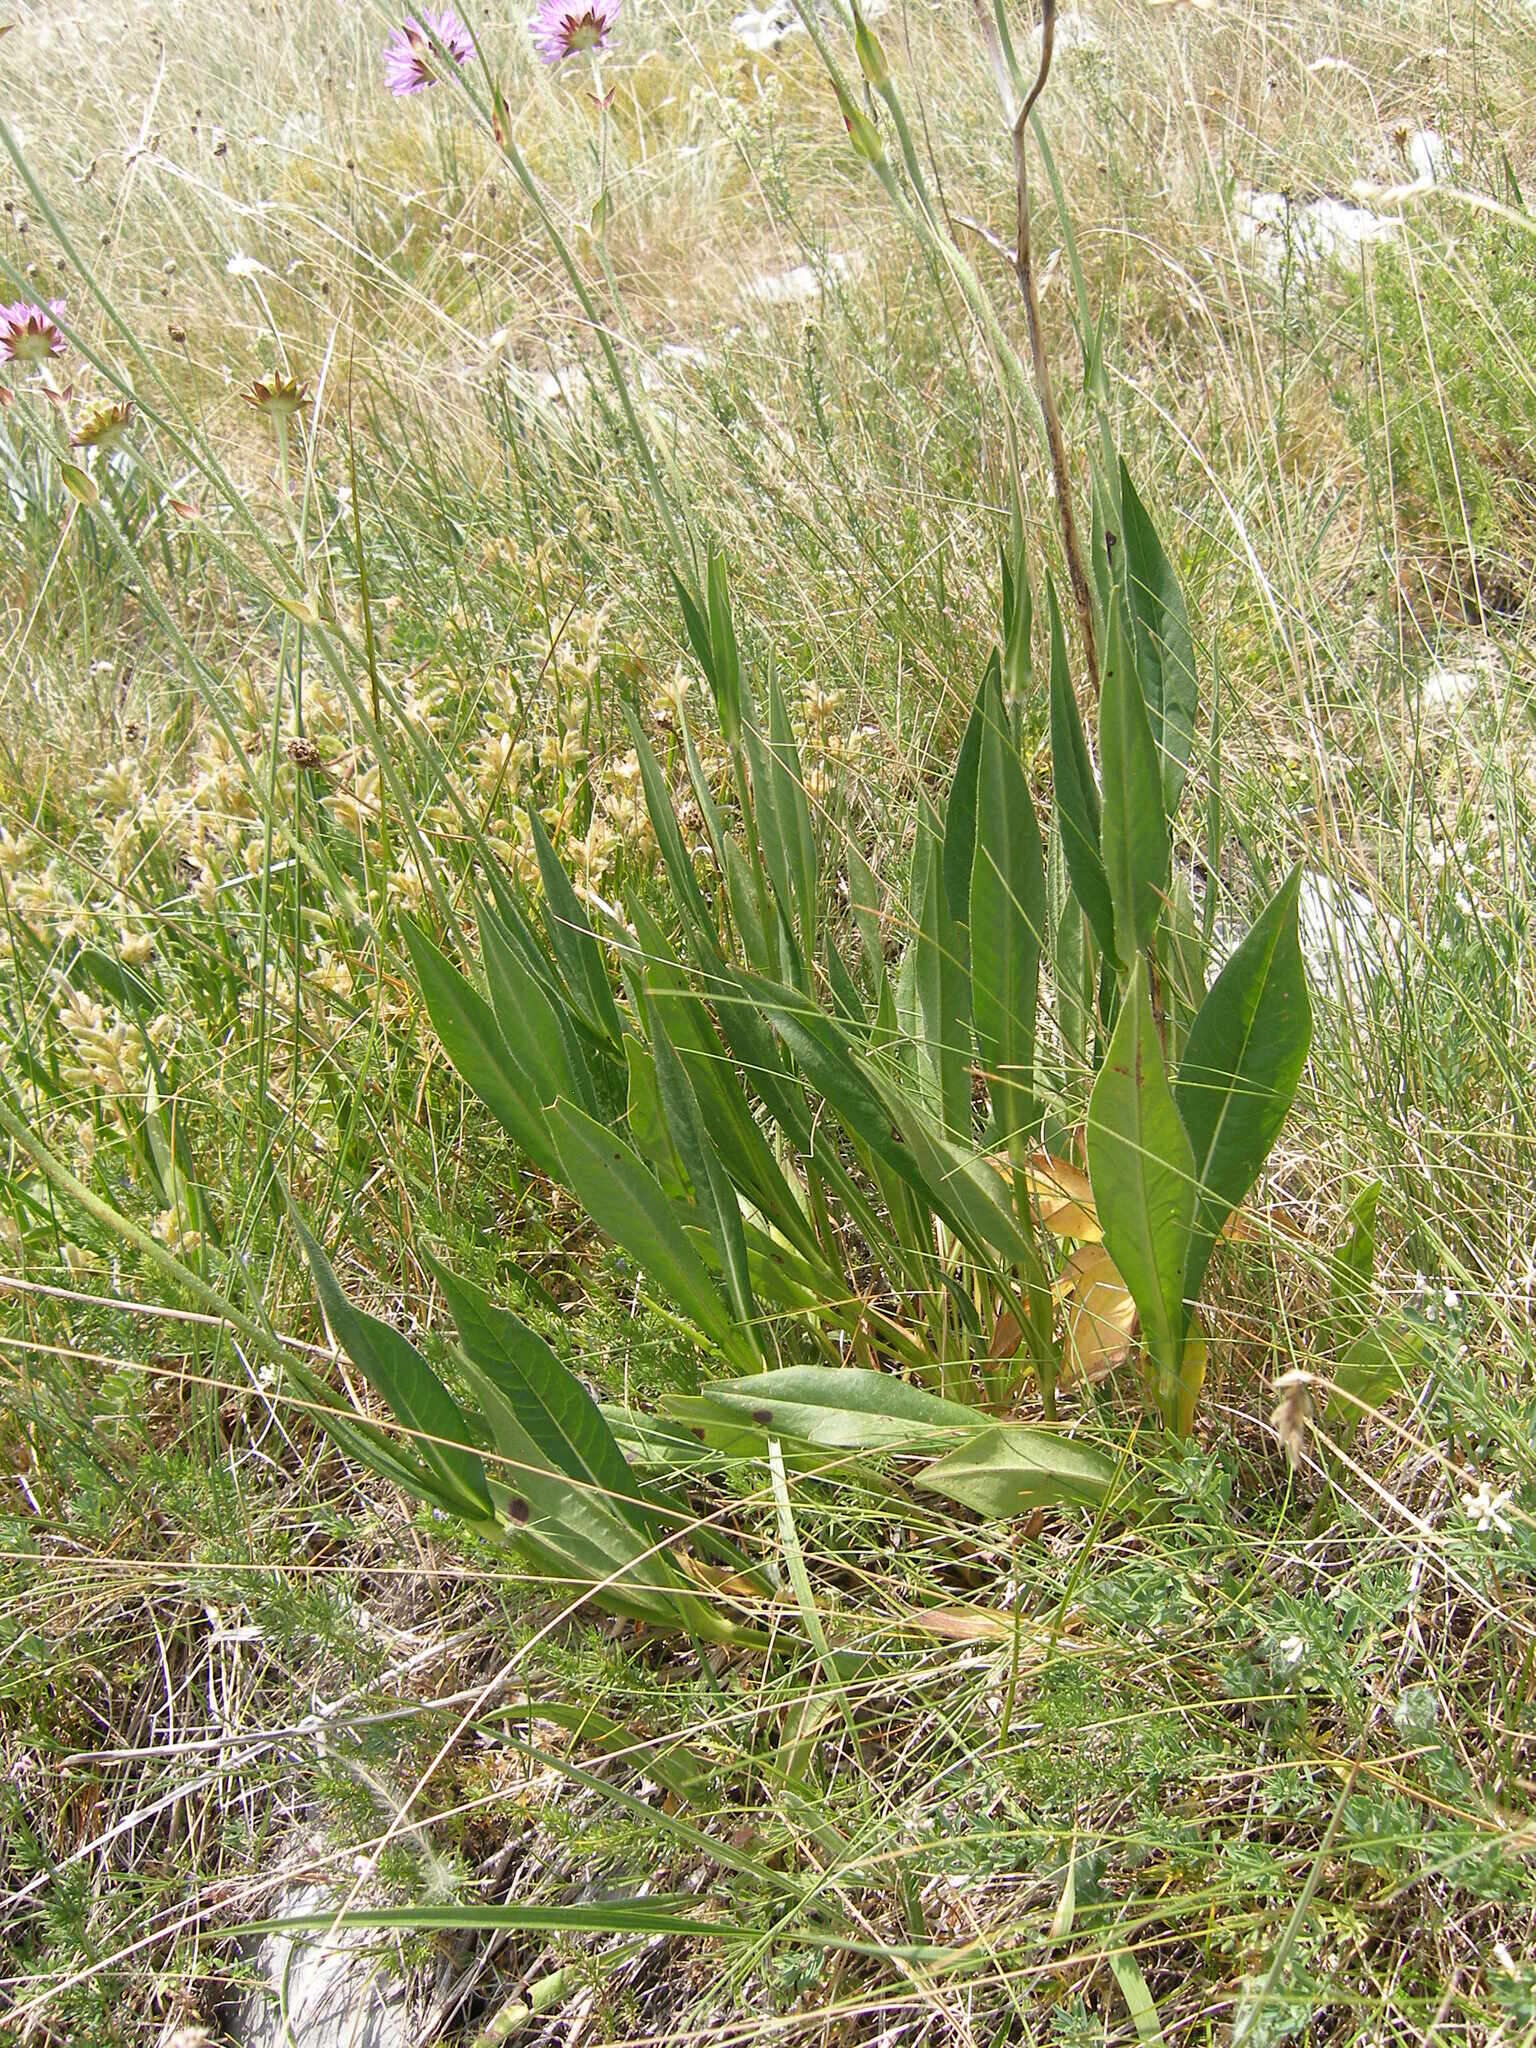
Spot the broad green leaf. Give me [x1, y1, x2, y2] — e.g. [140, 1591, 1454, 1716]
[478, 898, 579, 1112]
[1087, 960, 1196, 1424]
[624, 1035, 686, 1197]
[1175, 866, 1311, 1307]
[292, 1215, 494, 1522]
[649, 1003, 763, 1360]
[915, 1422, 1120, 1517]
[402, 917, 561, 1179]
[1108, 1941, 1166, 2046]
[1000, 540, 1033, 715]
[913, 803, 973, 1141]
[1098, 589, 1169, 967]
[427, 1255, 657, 1533]
[1119, 459, 1197, 816]
[549, 1098, 759, 1376]
[1324, 1322, 1422, 1436]
[970, 685, 1045, 1150]
[526, 808, 624, 1046]
[1048, 578, 1116, 962]
[675, 1365, 979, 1452]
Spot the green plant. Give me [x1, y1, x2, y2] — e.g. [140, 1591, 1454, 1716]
[286, 1, 1316, 1601]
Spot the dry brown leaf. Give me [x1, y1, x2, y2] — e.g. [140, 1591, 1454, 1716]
[1058, 1243, 1137, 1385]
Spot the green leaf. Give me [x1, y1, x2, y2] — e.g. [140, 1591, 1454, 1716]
[913, 804, 973, 1141]
[705, 547, 743, 745]
[673, 1365, 979, 1452]
[526, 808, 624, 1046]
[915, 1422, 1120, 1517]
[942, 657, 993, 932]
[1329, 1181, 1380, 1349]
[624, 1035, 687, 1197]
[478, 898, 578, 1112]
[624, 711, 715, 940]
[970, 682, 1044, 1150]
[1098, 590, 1170, 967]
[672, 572, 720, 712]
[1174, 866, 1311, 1307]
[648, 1003, 763, 1360]
[401, 917, 561, 1179]
[426, 1256, 657, 1533]
[1119, 459, 1197, 816]
[1087, 959, 1196, 1424]
[548, 1099, 759, 1376]
[292, 1215, 494, 1522]
[765, 664, 818, 968]
[1048, 578, 1116, 962]
[1108, 1942, 1166, 2046]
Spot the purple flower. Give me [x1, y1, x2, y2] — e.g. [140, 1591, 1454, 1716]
[528, 0, 620, 65]
[0, 300, 67, 365]
[383, 9, 474, 94]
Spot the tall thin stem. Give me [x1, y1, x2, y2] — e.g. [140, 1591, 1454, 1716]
[1010, 0, 1099, 697]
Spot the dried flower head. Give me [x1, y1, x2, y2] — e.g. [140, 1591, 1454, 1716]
[70, 399, 135, 451]
[384, 9, 474, 93]
[1269, 1370, 1314, 1471]
[0, 299, 67, 364]
[243, 372, 310, 420]
[529, 0, 620, 65]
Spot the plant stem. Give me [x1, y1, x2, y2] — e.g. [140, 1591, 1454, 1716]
[1010, 0, 1099, 697]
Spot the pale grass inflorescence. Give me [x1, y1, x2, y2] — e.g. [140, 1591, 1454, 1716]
[0, 0, 1533, 2043]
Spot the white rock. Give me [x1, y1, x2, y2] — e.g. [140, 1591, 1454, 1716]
[1029, 9, 1103, 58]
[731, 1, 802, 52]
[535, 363, 591, 408]
[741, 251, 865, 306]
[1296, 872, 1403, 1002]
[1405, 127, 1449, 183]
[1235, 190, 1401, 284]
[233, 1884, 408, 2048]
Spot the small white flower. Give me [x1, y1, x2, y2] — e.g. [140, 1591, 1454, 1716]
[1443, 1288, 1460, 1312]
[1462, 1478, 1514, 1536]
[225, 251, 268, 279]
[1276, 1632, 1308, 1671]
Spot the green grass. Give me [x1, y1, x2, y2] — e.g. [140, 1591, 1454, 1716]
[1, 0, 1534, 2041]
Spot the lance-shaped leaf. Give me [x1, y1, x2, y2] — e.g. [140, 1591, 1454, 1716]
[401, 918, 562, 1180]
[479, 899, 584, 1114]
[705, 547, 743, 746]
[970, 683, 1045, 1150]
[671, 1365, 978, 1453]
[549, 1098, 760, 1377]
[1174, 865, 1311, 1308]
[1119, 460, 1197, 815]
[942, 657, 993, 932]
[916, 1423, 1120, 1518]
[527, 808, 624, 1046]
[624, 711, 715, 941]
[649, 1002, 763, 1362]
[1098, 591, 1170, 967]
[765, 664, 818, 968]
[913, 803, 973, 1141]
[426, 1255, 660, 1536]
[1048, 578, 1116, 963]
[293, 1216, 494, 1523]
[1087, 959, 1195, 1424]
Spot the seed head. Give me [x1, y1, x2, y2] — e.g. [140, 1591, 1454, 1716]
[243, 372, 310, 420]
[70, 399, 135, 451]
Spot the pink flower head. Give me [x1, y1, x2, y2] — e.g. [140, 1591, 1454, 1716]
[0, 300, 67, 365]
[383, 9, 474, 94]
[528, 0, 620, 65]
